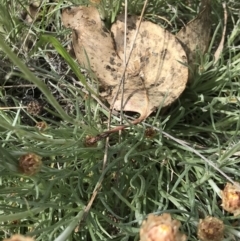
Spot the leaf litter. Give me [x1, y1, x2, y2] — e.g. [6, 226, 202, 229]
[62, 6, 188, 122]
[176, 0, 212, 77]
[61, 1, 214, 140]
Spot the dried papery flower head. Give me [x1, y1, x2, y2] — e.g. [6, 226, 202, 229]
[145, 128, 156, 139]
[19, 153, 42, 176]
[27, 100, 43, 115]
[35, 121, 47, 131]
[84, 135, 98, 147]
[139, 213, 186, 241]
[197, 216, 224, 241]
[221, 182, 240, 216]
[3, 234, 35, 241]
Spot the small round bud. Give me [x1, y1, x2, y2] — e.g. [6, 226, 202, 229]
[27, 100, 43, 115]
[84, 135, 98, 147]
[197, 216, 224, 241]
[145, 128, 156, 139]
[35, 121, 47, 131]
[19, 153, 42, 176]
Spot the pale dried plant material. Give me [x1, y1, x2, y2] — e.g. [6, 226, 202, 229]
[19, 153, 42, 176]
[84, 135, 98, 147]
[21, 1, 41, 24]
[221, 182, 240, 216]
[3, 234, 35, 241]
[176, 0, 211, 77]
[27, 100, 43, 115]
[145, 128, 156, 139]
[197, 216, 224, 241]
[89, 0, 101, 4]
[35, 121, 47, 131]
[61, 6, 188, 121]
[139, 213, 186, 241]
[214, 2, 227, 63]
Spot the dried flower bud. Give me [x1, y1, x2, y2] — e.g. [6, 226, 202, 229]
[197, 216, 224, 241]
[140, 213, 186, 241]
[3, 234, 35, 241]
[145, 128, 156, 139]
[221, 182, 240, 216]
[84, 135, 98, 147]
[27, 100, 43, 115]
[19, 153, 42, 176]
[35, 121, 47, 131]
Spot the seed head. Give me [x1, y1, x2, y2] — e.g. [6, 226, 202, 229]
[197, 216, 224, 241]
[35, 121, 47, 131]
[27, 100, 43, 115]
[145, 128, 156, 139]
[84, 135, 98, 147]
[221, 182, 240, 216]
[139, 213, 186, 241]
[19, 153, 42, 176]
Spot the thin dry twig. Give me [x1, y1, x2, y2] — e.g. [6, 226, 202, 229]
[0, 106, 27, 110]
[120, 0, 128, 126]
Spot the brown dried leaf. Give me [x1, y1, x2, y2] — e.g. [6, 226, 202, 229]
[62, 6, 188, 120]
[176, 0, 211, 75]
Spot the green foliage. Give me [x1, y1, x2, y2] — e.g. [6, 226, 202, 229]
[0, 0, 240, 240]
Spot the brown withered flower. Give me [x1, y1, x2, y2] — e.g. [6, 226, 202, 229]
[84, 135, 98, 147]
[145, 128, 156, 139]
[221, 182, 240, 216]
[3, 234, 35, 241]
[27, 100, 43, 115]
[35, 121, 47, 131]
[197, 216, 224, 241]
[19, 153, 42, 176]
[139, 213, 186, 241]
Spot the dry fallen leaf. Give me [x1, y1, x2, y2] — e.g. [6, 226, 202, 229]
[176, 0, 211, 76]
[62, 6, 188, 120]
